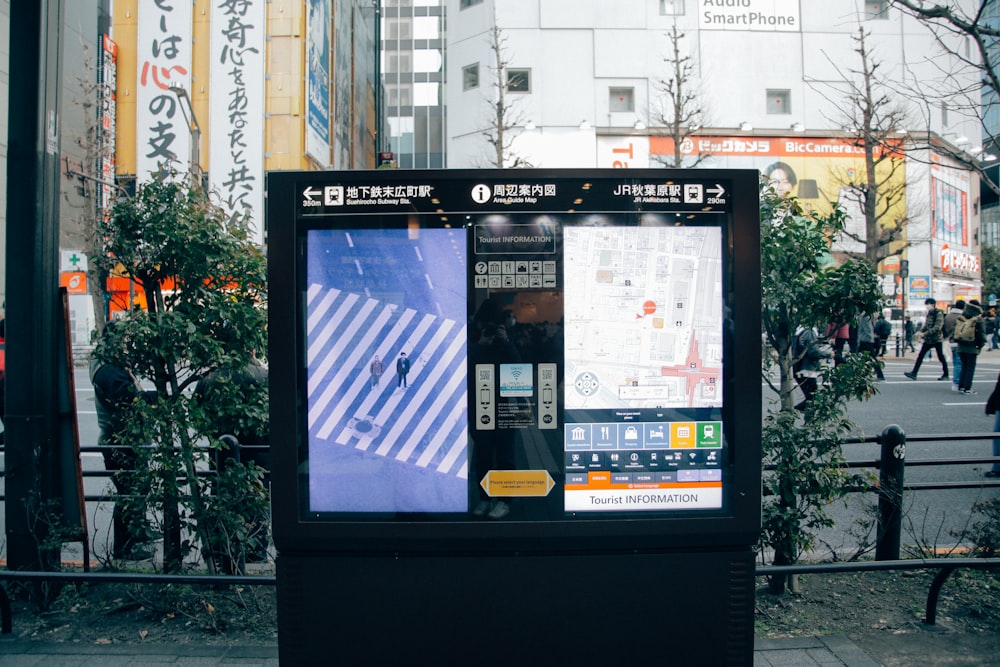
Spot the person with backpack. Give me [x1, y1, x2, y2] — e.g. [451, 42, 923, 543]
[792, 326, 831, 411]
[954, 299, 986, 394]
[857, 313, 885, 380]
[944, 300, 966, 391]
[904, 298, 949, 381]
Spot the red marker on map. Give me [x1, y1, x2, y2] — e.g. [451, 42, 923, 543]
[636, 300, 657, 318]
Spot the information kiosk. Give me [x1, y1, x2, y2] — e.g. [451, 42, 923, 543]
[267, 169, 761, 665]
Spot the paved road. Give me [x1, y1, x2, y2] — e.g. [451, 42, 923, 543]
[0, 345, 997, 566]
[763, 349, 1000, 557]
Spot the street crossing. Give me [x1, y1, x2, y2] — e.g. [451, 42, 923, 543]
[306, 283, 469, 480]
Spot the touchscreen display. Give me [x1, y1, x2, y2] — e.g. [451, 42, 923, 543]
[294, 174, 738, 520]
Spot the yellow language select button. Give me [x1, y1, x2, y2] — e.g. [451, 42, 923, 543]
[480, 470, 556, 497]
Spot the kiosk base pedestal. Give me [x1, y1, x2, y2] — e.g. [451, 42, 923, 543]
[277, 547, 755, 666]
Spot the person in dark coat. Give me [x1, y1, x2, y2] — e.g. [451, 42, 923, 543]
[986, 373, 1000, 478]
[90, 324, 157, 560]
[195, 361, 270, 569]
[904, 298, 949, 381]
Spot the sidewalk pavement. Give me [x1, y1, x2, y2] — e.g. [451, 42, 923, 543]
[0, 635, 883, 666]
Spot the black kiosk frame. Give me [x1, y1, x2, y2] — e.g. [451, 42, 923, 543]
[268, 169, 761, 665]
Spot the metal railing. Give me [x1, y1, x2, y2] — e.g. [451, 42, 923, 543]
[0, 427, 998, 635]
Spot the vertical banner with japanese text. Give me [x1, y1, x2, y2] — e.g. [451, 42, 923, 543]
[305, 0, 332, 167]
[97, 35, 117, 216]
[210, 0, 266, 245]
[136, 1, 193, 181]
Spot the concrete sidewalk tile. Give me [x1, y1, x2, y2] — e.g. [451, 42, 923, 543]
[819, 635, 882, 667]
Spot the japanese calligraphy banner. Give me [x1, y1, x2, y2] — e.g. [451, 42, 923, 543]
[136, 0, 193, 181]
[210, 0, 266, 245]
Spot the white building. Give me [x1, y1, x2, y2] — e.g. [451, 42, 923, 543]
[445, 0, 986, 310]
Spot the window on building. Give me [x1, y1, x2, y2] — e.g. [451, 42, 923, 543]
[660, 0, 685, 15]
[460, 0, 483, 9]
[610, 87, 635, 113]
[766, 89, 791, 114]
[414, 82, 440, 106]
[387, 84, 412, 108]
[864, 1, 889, 20]
[463, 63, 480, 90]
[386, 52, 412, 74]
[386, 19, 412, 40]
[413, 16, 439, 40]
[413, 49, 443, 73]
[507, 68, 531, 93]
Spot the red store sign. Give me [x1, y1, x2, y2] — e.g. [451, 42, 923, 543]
[940, 244, 980, 274]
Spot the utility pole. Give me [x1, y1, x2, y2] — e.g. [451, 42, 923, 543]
[5, 0, 66, 572]
[170, 85, 201, 182]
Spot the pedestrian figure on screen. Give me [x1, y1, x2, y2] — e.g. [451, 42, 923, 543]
[904, 298, 949, 381]
[370, 355, 384, 388]
[396, 352, 410, 388]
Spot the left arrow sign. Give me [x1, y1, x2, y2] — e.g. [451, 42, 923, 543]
[303, 186, 322, 201]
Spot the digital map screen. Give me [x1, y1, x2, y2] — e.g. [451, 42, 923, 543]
[294, 174, 735, 519]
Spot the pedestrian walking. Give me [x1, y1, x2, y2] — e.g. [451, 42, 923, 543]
[944, 300, 965, 391]
[986, 311, 998, 350]
[857, 313, 885, 380]
[793, 326, 831, 410]
[903, 316, 916, 352]
[826, 321, 850, 365]
[986, 373, 1000, 478]
[904, 298, 949, 381]
[955, 299, 986, 394]
[874, 312, 892, 357]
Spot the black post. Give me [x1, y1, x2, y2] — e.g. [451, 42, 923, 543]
[373, 0, 382, 157]
[4, 0, 65, 573]
[876, 424, 906, 561]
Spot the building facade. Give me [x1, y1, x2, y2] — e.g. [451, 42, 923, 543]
[1, 0, 112, 344]
[111, 0, 380, 244]
[446, 0, 985, 311]
[382, 0, 447, 168]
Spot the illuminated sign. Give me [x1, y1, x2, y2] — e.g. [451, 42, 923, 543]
[940, 244, 981, 274]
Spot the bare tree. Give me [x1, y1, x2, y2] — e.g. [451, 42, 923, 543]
[810, 25, 913, 267]
[891, 0, 1000, 193]
[653, 22, 710, 168]
[480, 24, 531, 168]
